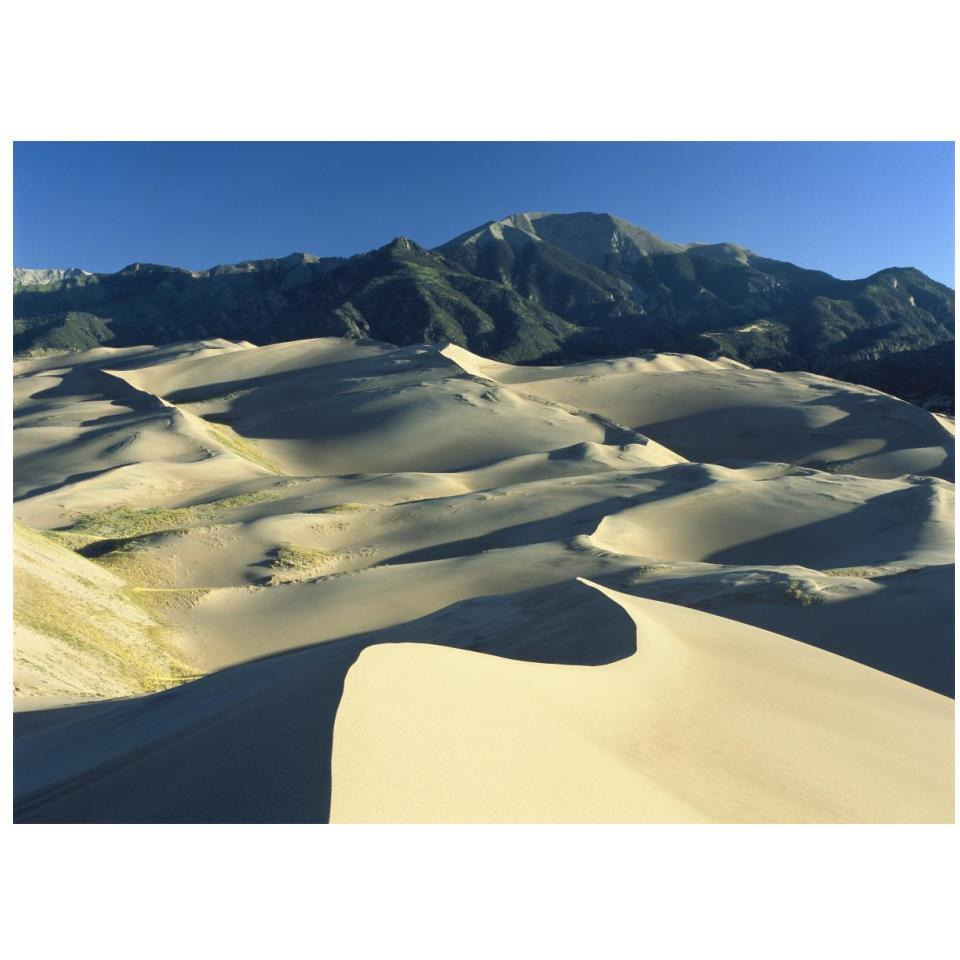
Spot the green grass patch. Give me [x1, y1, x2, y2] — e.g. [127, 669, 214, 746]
[821, 566, 887, 579]
[126, 587, 211, 616]
[314, 502, 375, 514]
[95, 537, 185, 587]
[40, 528, 106, 551]
[262, 543, 335, 585]
[783, 580, 823, 606]
[15, 568, 196, 694]
[204, 420, 285, 474]
[59, 486, 294, 542]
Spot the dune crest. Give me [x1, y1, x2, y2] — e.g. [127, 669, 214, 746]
[330, 580, 953, 823]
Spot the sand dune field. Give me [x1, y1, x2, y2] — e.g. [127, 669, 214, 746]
[12, 337, 954, 822]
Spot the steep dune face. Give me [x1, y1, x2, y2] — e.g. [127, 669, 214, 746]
[12, 336, 955, 822]
[12, 341, 275, 518]
[602, 562, 954, 697]
[330, 582, 953, 824]
[13, 580, 637, 822]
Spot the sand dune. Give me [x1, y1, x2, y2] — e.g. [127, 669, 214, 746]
[12, 337, 955, 822]
[330, 581, 953, 823]
[600, 562, 954, 695]
[441, 344, 954, 480]
[13, 524, 196, 704]
[73, 458, 948, 675]
[103, 339, 656, 476]
[13, 580, 635, 822]
[15, 579, 951, 823]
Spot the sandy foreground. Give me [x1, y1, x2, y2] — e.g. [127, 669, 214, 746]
[12, 337, 955, 822]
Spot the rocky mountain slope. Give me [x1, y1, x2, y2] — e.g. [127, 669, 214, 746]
[14, 212, 954, 408]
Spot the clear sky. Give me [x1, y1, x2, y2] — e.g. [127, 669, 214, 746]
[13, 141, 955, 286]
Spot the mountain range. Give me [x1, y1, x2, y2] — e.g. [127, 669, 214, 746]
[14, 211, 955, 411]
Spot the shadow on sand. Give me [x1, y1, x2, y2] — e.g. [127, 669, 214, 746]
[14, 578, 636, 824]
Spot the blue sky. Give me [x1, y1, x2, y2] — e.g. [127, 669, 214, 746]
[13, 141, 955, 285]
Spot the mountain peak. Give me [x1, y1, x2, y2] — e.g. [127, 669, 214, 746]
[118, 262, 193, 276]
[374, 236, 433, 261]
[438, 211, 684, 266]
[278, 252, 321, 267]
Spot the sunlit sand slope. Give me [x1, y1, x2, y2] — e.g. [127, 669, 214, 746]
[330, 581, 953, 823]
